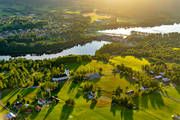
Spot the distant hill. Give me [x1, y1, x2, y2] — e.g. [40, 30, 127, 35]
[1, 0, 180, 24]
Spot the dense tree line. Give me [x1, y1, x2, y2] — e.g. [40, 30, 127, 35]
[97, 33, 180, 65]
[0, 55, 92, 89]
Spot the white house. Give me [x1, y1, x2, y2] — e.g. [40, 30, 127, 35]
[7, 112, 17, 120]
[162, 78, 170, 82]
[150, 71, 155, 74]
[141, 87, 148, 91]
[38, 99, 46, 106]
[159, 72, 165, 76]
[155, 75, 162, 79]
[52, 69, 70, 82]
[172, 115, 180, 120]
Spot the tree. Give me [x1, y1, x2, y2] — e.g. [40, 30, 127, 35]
[99, 68, 103, 76]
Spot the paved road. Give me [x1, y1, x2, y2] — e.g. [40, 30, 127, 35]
[157, 91, 180, 103]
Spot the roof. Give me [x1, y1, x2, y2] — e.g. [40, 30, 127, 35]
[89, 73, 101, 80]
[159, 72, 165, 75]
[46, 89, 51, 92]
[155, 76, 162, 79]
[27, 109, 32, 112]
[162, 78, 170, 82]
[39, 98, 46, 102]
[38, 98, 46, 105]
[141, 87, 148, 91]
[35, 105, 41, 110]
[8, 113, 16, 118]
[126, 90, 134, 95]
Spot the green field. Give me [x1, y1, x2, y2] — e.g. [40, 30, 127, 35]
[1, 81, 180, 120]
[109, 56, 150, 71]
[0, 60, 179, 120]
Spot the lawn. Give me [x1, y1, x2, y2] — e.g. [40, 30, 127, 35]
[83, 9, 110, 22]
[173, 48, 180, 51]
[109, 56, 150, 71]
[65, 60, 114, 74]
[134, 92, 180, 120]
[65, 10, 80, 14]
[161, 84, 180, 100]
[0, 105, 8, 120]
[2, 85, 180, 120]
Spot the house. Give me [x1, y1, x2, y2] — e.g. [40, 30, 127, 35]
[141, 87, 148, 91]
[126, 90, 134, 95]
[88, 92, 96, 99]
[52, 69, 69, 82]
[14, 102, 23, 110]
[88, 73, 101, 80]
[38, 98, 46, 106]
[46, 89, 51, 92]
[26, 108, 33, 114]
[153, 75, 162, 80]
[172, 115, 180, 120]
[94, 19, 102, 22]
[25, 104, 29, 107]
[150, 71, 155, 74]
[162, 78, 170, 82]
[35, 105, 41, 112]
[159, 72, 165, 76]
[7, 112, 17, 120]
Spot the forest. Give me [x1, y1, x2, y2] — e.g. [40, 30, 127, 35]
[97, 32, 180, 64]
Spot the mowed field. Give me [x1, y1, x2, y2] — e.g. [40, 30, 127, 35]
[0, 103, 8, 120]
[109, 56, 150, 71]
[0, 58, 180, 120]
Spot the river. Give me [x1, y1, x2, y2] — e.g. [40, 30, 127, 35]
[99, 23, 180, 37]
[1, 23, 180, 60]
[0, 41, 111, 60]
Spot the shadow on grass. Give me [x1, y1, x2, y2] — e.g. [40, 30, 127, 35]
[68, 82, 80, 94]
[43, 104, 56, 120]
[140, 94, 149, 109]
[119, 74, 135, 85]
[110, 106, 134, 120]
[5, 89, 19, 102]
[20, 88, 36, 97]
[121, 108, 134, 120]
[174, 84, 180, 95]
[29, 110, 40, 120]
[135, 92, 164, 110]
[75, 90, 81, 99]
[60, 105, 74, 120]
[149, 92, 164, 109]
[65, 61, 90, 72]
[52, 82, 65, 96]
[90, 99, 97, 109]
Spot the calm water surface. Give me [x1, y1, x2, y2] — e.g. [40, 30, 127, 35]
[0, 41, 111, 60]
[99, 23, 180, 36]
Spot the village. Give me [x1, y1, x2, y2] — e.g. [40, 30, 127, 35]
[0, 56, 179, 120]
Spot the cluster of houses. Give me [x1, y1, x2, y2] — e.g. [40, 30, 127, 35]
[7, 96, 60, 119]
[150, 71, 171, 83]
[0, 16, 71, 40]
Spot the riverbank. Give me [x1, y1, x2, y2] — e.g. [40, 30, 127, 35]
[0, 40, 111, 60]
